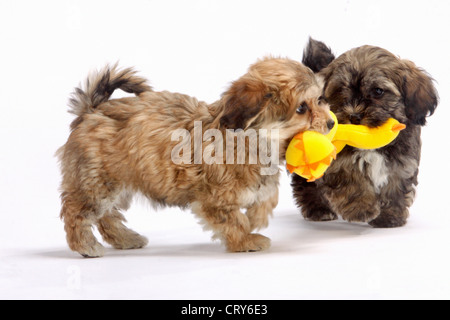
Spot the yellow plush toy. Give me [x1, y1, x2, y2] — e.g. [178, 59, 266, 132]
[286, 111, 406, 182]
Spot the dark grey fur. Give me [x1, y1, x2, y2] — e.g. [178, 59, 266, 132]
[292, 38, 438, 227]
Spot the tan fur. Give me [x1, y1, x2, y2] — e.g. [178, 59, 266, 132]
[57, 57, 332, 257]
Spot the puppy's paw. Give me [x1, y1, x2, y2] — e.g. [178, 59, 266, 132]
[302, 209, 338, 222]
[79, 242, 105, 258]
[227, 233, 271, 252]
[111, 233, 148, 250]
[341, 206, 380, 224]
[369, 215, 407, 228]
[98, 217, 148, 250]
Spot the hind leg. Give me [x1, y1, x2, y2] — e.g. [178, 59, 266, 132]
[192, 202, 271, 252]
[61, 192, 105, 258]
[97, 209, 148, 250]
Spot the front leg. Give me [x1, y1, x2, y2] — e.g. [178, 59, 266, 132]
[369, 182, 416, 228]
[291, 174, 337, 222]
[246, 188, 278, 232]
[369, 206, 408, 228]
[191, 202, 271, 252]
[324, 171, 380, 223]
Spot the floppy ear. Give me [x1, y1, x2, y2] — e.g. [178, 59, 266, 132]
[402, 60, 438, 126]
[220, 76, 269, 130]
[302, 37, 335, 73]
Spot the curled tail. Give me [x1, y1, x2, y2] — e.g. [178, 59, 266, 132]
[68, 63, 152, 117]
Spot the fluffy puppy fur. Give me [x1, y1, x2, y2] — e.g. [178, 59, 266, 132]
[292, 38, 438, 228]
[57, 58, 332, 257]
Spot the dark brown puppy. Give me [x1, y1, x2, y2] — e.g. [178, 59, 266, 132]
[292, 38, 438, 228]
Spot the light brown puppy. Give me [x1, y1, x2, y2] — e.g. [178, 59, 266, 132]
[57, 57, 332, 257]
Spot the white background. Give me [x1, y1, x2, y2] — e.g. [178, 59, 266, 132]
[1, 0, 449, 299]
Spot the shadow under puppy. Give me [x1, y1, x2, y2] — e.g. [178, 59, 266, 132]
[292, 38, 438, 228]
[57, 57, 333, 257]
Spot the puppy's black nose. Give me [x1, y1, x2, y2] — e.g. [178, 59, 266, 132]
[327, 119, 335, 130]
[350, 114, 362, 124]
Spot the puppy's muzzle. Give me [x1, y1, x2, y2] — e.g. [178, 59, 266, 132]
[350, 113, 362, 124]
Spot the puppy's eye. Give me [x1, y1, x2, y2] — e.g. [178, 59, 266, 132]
[296, 103, 309, 114]
[372, 88, 384, 98]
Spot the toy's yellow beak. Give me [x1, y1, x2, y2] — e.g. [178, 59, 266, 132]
[392, 123, 407, 132]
